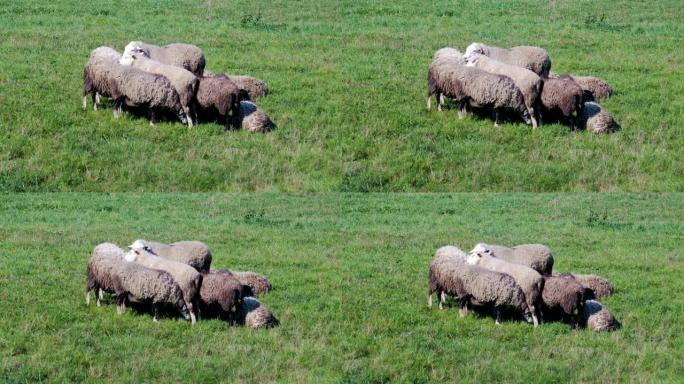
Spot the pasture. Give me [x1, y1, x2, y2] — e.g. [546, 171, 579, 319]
[0, 0, 682, 192]
[1, 193, 682, 382]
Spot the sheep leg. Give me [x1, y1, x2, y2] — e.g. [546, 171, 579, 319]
[530, 305, 539, 327]
[458, 102, 467, 119]
[439, 93, 445, 110]
[187, 301, 197, 324]
[529, 106, 538, 129]
[439, 291, 446, 310]
[458, 299, 468, 318]
[493, 110, 500, 127]
[152, 303, 159, 323]
[85, 290, 90, 305]
[427, 291, 433, 309]
[116, 296, 125, 314]
[426, 93, 432, 111]
[183, 105, 193, 127]
[96, 288, 102, 307]
[495, 308, 502, 325]
[148, 109, 156, 126]
[82, 95, 88, 111]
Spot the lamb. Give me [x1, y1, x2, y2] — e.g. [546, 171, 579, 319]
[561, 273, 614, 299]
[237, 297, 279, 328]
[195, 75, 245, 130]
[199, 270, 243, 325]
[83, 54, 187, 125]
[577, 101, 621, 134]
[129, 239, 212, 273]
[468, 244, 545, 326]
[82, 46, 121, 111]
[427, 55, 531, 126]
[120, 53, 199, 127]
[581, 300, 620, 332]
[539, 76, 584, 127]
[230, 271, 273, 296]
[465, 43, 551, 77]
[238, 101, 276, 132]
[125, 241, 201, 324]
[85, 243, 189, 322]
[123, 41, 205, 76]
[475, 243, 554, 276]
[541, 273, 586, 329]
[428, 253, 534, 325]
[466, 53, 542, 128]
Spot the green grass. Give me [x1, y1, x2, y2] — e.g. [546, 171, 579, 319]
[0, 1, 682, 191]
[1, 193, 682, 382]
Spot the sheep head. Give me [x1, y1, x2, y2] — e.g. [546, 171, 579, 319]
[464, 43, 486, 58]
[466, 243, 494, 264]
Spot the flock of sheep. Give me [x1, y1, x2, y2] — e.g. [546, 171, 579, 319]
[82, 41, 275, 132]
[428, 42, 620, 133]
[86, 240, 279, 328]
[429, 243, 620, 331]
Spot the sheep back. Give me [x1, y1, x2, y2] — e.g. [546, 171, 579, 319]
[468, 54, 542, 108]
[238, 297, 279, 328]
[571, 76, 612, 101]
[129, 41, 206, 76]
[581, 300, 620, 332]
[471, 252, 544, 308]
[570, 273, 614, 299]
[468, 43, 551, 77]
[481, 243, 554, 275]
[230, 271, 273, 296]
[224, 75, 269, 99]
[139, 240, 212, 272]
[127, 55, 198, 107]
[578, 102, 620, 133]
[239, 101, 276, 132]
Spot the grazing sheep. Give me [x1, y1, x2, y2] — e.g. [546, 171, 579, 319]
[225, 75, 269, 99]
[125, 241, 201, 324]
[428, 254, 534, 325]
[539, 76, 584, 127]
[199, 270, 243, 325]
[541, 273, 585, 329]
[429, 48, 466, 111]
[86, 243, 189, 322]
[237, 297, 279, 328]
[195, 75, 245, 130]
[477, 243, 554, 276]
[562, 273, 614, 299]
[466, 53, 543, 128]
[578, 101, 621, 134]
[551, 74, 612, 101]
[238, 101, 276, 132]
[581, 300, 620, 332]
[230, 271, 273, 296]
[129, 239, 212, 273]
[427, 245, 468, 309]
[82, 46, 121, 111]
[427, 55, 531, 126]
[468, 244, 545, 326]
[465, 43, 551, 77]
[124, 41, 205, 76]
[120, 53, 199, 127]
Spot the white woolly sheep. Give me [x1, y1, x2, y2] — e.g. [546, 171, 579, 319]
[465, 43, 551, 77]
[238, 101, 276, 132]
[427, 55, 531, 126]
[428, 253, 534, 325]
[86, 243, 189, 322]
[130, 239, 212, 273]
[120, 53, 199, 127]
[429, 48, 466, 110]
[125, 241, 201, 324]
[541, 273, 586, 329]
[428, 245, 467, 309]
[237, 297, 279, 328]
[229, 271, 273, 296]
[581, 300, 620, 332]
[539, 76, 584, 127]
[199, 270, 243, 325]
[578, 101, 620, 133]
[466, 53, 542, 128]
[82, 46, 121, 111]
[468, 244, 545, 326]
[477, 243, 554, 276]
[124, 41, 205, 76]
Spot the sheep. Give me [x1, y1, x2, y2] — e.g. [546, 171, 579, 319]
[237, 297, 279, 328]
[428, 245, 468, 309]
[195, 75, 245, 130]
[230, 271, 273, 296]
[225, 75, 269, 99]
[199, 270, 243, 325]
[125, 241, 201, 324]
[123, 41, 205, 76]
[465, 43, 551, 77]
[539, 76, 584, 128]
[577, 101, 621, 134]
[476, 243, 554, 276]
[433, 47, 466, 63]
[83, 54, 187, 125]
[82, 46, 121, 111]
[120, 53, 199, 127]
[85, 243, 189, 322]
[428, 253, 534, 325]
[541, 273, 586, 329]
[468, 244, 545, 326]
[559, 273, 614, 299]
[129, 239, 212, 273]
[581, 300, 620, 332]
[550, 74, 612, 101]
[238, 101, 276, 132]
[466, 53, 543, 128]
[427, 55, 531, 126]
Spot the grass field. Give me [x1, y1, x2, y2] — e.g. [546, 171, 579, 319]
[1, 1, 683, 192]
[1, 193, 682, 382]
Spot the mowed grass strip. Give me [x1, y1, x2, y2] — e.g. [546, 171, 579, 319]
[0, 1, 682, 192]
[0, 193, 682, 382]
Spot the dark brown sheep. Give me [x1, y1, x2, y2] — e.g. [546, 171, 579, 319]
[195, 75, 247, 130]
[541, 273, 586, 329]
[199, 271, 244, 325]
[539, 76, 583, 128]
